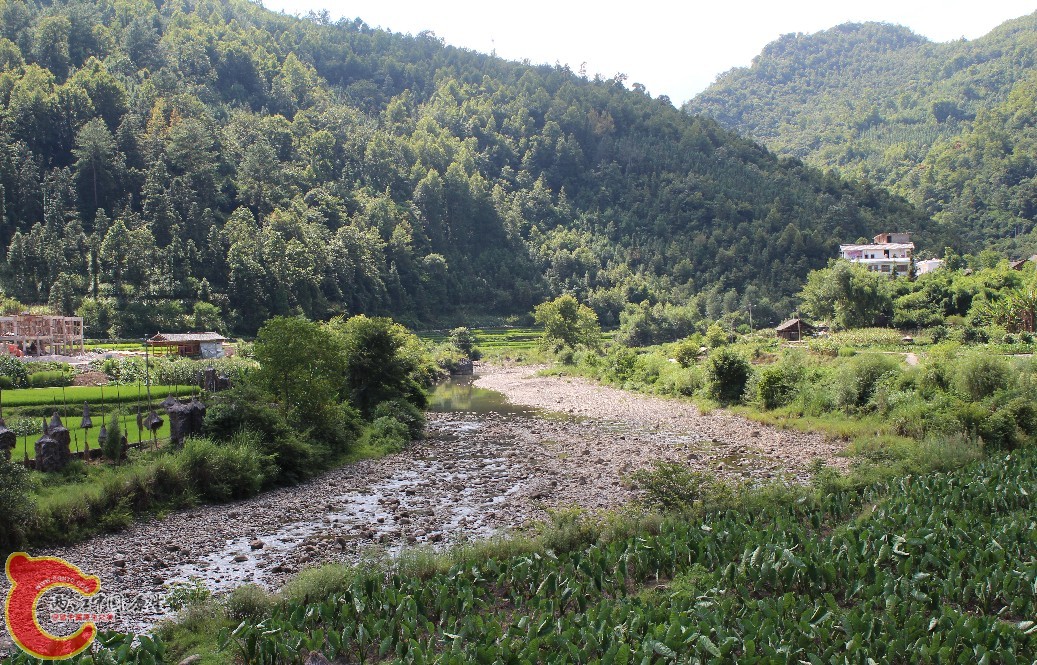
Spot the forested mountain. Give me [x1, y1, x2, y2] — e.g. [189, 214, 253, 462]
[0, 0, 923, 336]
[687, 14, 1037, 256]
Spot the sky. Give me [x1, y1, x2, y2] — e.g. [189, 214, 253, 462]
[262, 0, 1037, 105]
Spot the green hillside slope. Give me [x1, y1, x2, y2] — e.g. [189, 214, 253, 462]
[0, 0, 924, 334]
[688, 14, 1037, 254]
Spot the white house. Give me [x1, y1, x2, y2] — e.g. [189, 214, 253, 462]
[839, 232, 914, 276]
[915, 258, 944, 275]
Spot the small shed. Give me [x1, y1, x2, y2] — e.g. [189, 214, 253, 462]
[775, 318, 815, 342]
[148, 332, 227, 359]
[1010, 255, 1037, 271]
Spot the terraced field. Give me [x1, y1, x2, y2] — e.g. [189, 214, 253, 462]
[419, 327, 616, 352]
[2, 384, 195, 459]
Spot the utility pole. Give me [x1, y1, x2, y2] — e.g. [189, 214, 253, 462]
[747, 303, 754, 333]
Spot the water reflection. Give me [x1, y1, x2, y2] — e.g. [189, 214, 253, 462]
[427, 374, 541, 416]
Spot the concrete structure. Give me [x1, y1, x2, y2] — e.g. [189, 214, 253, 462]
[915, 258, 944, 275]
[839, 232, 914, 276]
[776, 318, 815, 341]
[148, 332, 227, 358]
[0, 314, 84, 356]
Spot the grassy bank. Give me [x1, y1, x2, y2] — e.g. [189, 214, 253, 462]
[535, 330, 1037, 460]
[18, 434, 395, 550]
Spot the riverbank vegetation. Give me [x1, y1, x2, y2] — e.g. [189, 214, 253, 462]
[534, 259, 1037, 468]
[0, 314, 438, 556]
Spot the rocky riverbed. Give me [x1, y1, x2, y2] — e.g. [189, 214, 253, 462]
[0, 364, 846, 643]
[475, 363, 848, 476]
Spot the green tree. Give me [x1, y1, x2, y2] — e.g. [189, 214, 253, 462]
[192, 301, 225, 331]
[253, 317, 346, 427]
[704, 347, 753, 405]
[533, 295, 601, 351]
[331, 314, 427, 417]
[73, 118, 122, 217]
[799, 261, 892, 329]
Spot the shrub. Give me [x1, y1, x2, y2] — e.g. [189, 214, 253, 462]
[1003, 397, 1037, 436]
[832, 354, 900, 410]
[0, 355, 28, 388]
[672, 336, 702, 368]
[631, 461, 732, 512]
[433, 346, 468, 374]
[958, 326, 989, 344]
[204, 384, 318, 485]
[28, 369, 74, 388]
[918, 357, 954, 395]
[373, 399, 426, 439]
[956, 353, 1014, 401]
[362, 416, 411, 453]
[307, 401, 364, 454]
[756, 355, 805, 409]
[449, 327, 480, 359]
[601, 347, 638, 384]
[704, 322, 731, 349]
[101, 412, 124, 462]
[704, 347, 753, 404]
[280, 564, 355, 604]
[910, 434, 982, 473]
[656, 365, 702, 397]
[979, 409, 1020, 450]
[177, 437, 269, 502]
[225, 584, 274, 622]
[0, 458, 35, 551]
[165, 578, 213, 612]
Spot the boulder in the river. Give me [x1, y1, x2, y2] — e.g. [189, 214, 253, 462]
[451, 358, 474, 375]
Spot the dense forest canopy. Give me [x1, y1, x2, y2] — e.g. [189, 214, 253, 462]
[0, 0, 924, 336]
[687, 14, 1037, 258]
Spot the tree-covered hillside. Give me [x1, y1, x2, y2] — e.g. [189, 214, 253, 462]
[687, 14, 1037, 256]
[0, 0, 923, 335]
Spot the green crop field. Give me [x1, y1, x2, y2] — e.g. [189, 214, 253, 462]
[11, 417, 173, 461]
[0, 384, 194, 409]
[1, 384, 193, 460]
[217, 450, 1037, 663]
[18, 446, 1036, 663]
[420, 327, 616, 351]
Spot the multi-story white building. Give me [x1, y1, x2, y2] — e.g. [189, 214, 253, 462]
[839, 232, 914, 276]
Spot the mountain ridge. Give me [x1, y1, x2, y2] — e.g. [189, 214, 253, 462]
[0, 0, 925, 335]
[687, 13, 1037, 255]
